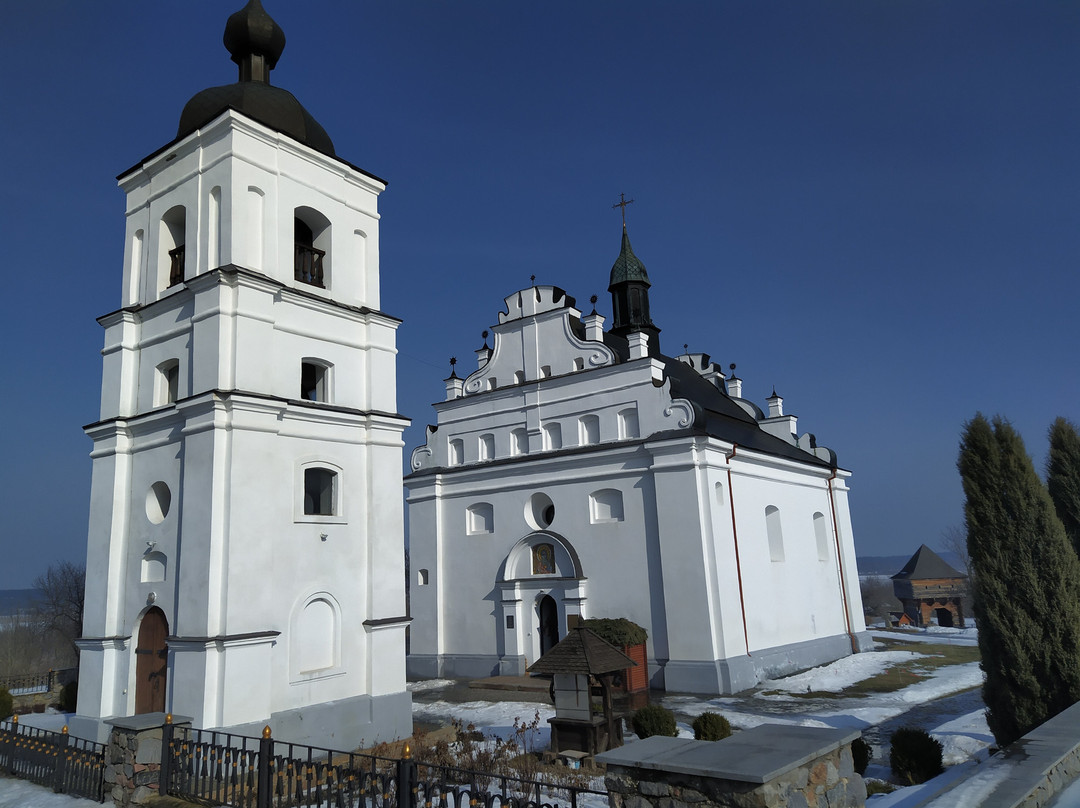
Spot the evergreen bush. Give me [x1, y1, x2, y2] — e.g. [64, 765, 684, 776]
[851, 736, 871, 775]
[579, 618, 647, 647]
[691, 711, 731, 741]
[0, 688, 11, 721]
[58, 680, 78, 713]
[959, 414, 1080, 746]
[889, 727, 943, 785]
[631, 704, 677, 738]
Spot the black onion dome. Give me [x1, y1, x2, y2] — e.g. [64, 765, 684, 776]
[176, 0, 335, 157]
[224, 0, 285, 70]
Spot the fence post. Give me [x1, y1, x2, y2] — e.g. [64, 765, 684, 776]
[52, 725, 69, 793]
[5, 715, 17, 776]
[257, 725, 273, 808]
[159, 713, 174, 796]
[397, 742, 417, 808]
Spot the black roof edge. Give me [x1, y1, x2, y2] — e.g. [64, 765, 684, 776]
[116, 106, 388, 186]
[95, 264, 402, 325]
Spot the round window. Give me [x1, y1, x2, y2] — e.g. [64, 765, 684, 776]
[524, 492, 555, 530]
[146, 481, 172, 524]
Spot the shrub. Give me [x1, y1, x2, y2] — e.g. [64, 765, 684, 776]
[631, 704, 677, 739]
[58, 681, 78, 713]
[579, 618, 647, 647]
[851, 736, 872, 775]
[692, 711, 731, 741]
[890, 727, 944, 785]
[0, 688, 12, 721]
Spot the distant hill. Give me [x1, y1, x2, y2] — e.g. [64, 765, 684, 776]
[0, 589, 45, 617]
[856, 552, 966, 578]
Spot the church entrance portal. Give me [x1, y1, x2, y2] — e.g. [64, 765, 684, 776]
[539, 595, 560, 656]
[135, 607, 168, 714]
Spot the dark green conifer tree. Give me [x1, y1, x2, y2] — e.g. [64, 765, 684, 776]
[1048, 417, 1080, 560]
[958, 414, 1080, 747]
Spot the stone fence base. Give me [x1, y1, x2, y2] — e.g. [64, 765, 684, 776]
[597, 726, 865, 808]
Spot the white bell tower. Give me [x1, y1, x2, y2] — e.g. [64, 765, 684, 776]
[72, 0, 411, 748]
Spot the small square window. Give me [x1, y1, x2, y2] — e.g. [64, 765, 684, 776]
[304, 467, 336, 516]
[506, 615, 515, 630]
[301, 361, 329, 402]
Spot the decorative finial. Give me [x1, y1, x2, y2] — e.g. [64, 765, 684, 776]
[530, 275, 536, 286]
[612, 193, 635, 229]
[224, 0, 286, 83]
[729, 363, 737, 374]
[165, 713, 173, 724]
[262, 725, 273, 739]
[589, 294, 598, 314]
[684, 343, 689, 354]
[403, 741, 412, 760]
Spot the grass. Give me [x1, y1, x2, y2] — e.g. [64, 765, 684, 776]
[762, 638, 982, 699]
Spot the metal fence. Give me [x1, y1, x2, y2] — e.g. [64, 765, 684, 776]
[0, 716, 106, 802]
[164, 722, 606, 808]
[0, 668, 69, 696]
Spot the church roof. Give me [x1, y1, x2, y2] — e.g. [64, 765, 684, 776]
[891, 544, 965, 581]
[527, 628, 637, 676]
[608, 227, 651, 290]
[176, 0, 336, 157]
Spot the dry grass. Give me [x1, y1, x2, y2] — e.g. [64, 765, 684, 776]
[762, 637, 982, 699]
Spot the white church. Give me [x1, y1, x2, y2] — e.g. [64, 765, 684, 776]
[71, 0, 411, 747]
[406, 223, 869, 694]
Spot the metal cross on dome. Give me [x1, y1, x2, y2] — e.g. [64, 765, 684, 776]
[612, 192, 635, 227]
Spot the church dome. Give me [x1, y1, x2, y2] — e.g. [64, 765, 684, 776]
[608, 227, 651, 290]
[176, 0, 335, 157]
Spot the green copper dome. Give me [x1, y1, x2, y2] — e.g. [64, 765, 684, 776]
[608, 227, 651, 290]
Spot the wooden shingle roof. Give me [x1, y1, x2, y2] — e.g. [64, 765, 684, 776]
[527, 628, 637, 676]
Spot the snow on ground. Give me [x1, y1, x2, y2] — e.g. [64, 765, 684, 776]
[661, 661, 984, 734]
[412, 698, 555, 750]
[408, 678, 458, 693]
[0, 777, 102, 808]
[871, 626, 979, 647]
[758, 651, 924, 694]
[931, 709, 994, 766]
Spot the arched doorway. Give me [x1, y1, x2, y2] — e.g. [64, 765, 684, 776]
[135, 607, 169, 714]
[539, 595, 560, 656]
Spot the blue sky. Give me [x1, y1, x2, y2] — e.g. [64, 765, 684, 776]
[0, 1, 1077, 588]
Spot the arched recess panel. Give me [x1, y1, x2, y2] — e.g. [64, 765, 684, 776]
[293, 595, 338, 675]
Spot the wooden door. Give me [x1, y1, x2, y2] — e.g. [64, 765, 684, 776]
[135, 607, 168, 714]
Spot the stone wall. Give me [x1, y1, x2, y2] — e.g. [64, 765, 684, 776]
[104, 713, 188, 808]
[598, 727, 865, 808]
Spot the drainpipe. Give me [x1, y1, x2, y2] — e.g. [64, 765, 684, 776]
[725, 445, 751, 656]
[827, 469, 858, 652]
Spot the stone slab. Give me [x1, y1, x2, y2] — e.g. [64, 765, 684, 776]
[597, 726, 860, 784]
[105, 713, 193, 731]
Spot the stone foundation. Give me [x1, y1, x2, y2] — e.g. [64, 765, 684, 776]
[104, 713, 190, 808]
[598, 726, 865, 808]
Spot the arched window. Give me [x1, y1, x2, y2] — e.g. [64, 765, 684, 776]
[294, 207, 331, 288]
[291, 593, 341, 679]
[540, 365, 552, 379]
[304, 467, 337, 516]
[618, 408, 639, 440]
[467, 502, 494, 534]
[418, 569, 429, 586]
[511, 428, 528, 456]
[579, 414, 600, 446]
[448, 439, 464, 466]
[813, 512, 829, 561]
[160, 205, 186, 289]
[765, 505, 784, 562]
[301, 359, 332, 403]
[573, 357, 585, 371]
[589, 489, 624, 523]
[513, 371, 525, 385]
[479, 433, 495, 461]
[156, 360, 180, 406]
[542, 422, 562, 451]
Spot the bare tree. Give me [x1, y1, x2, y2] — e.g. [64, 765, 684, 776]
[940, 524, 973, 582]
[33, 561, 85, 662]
